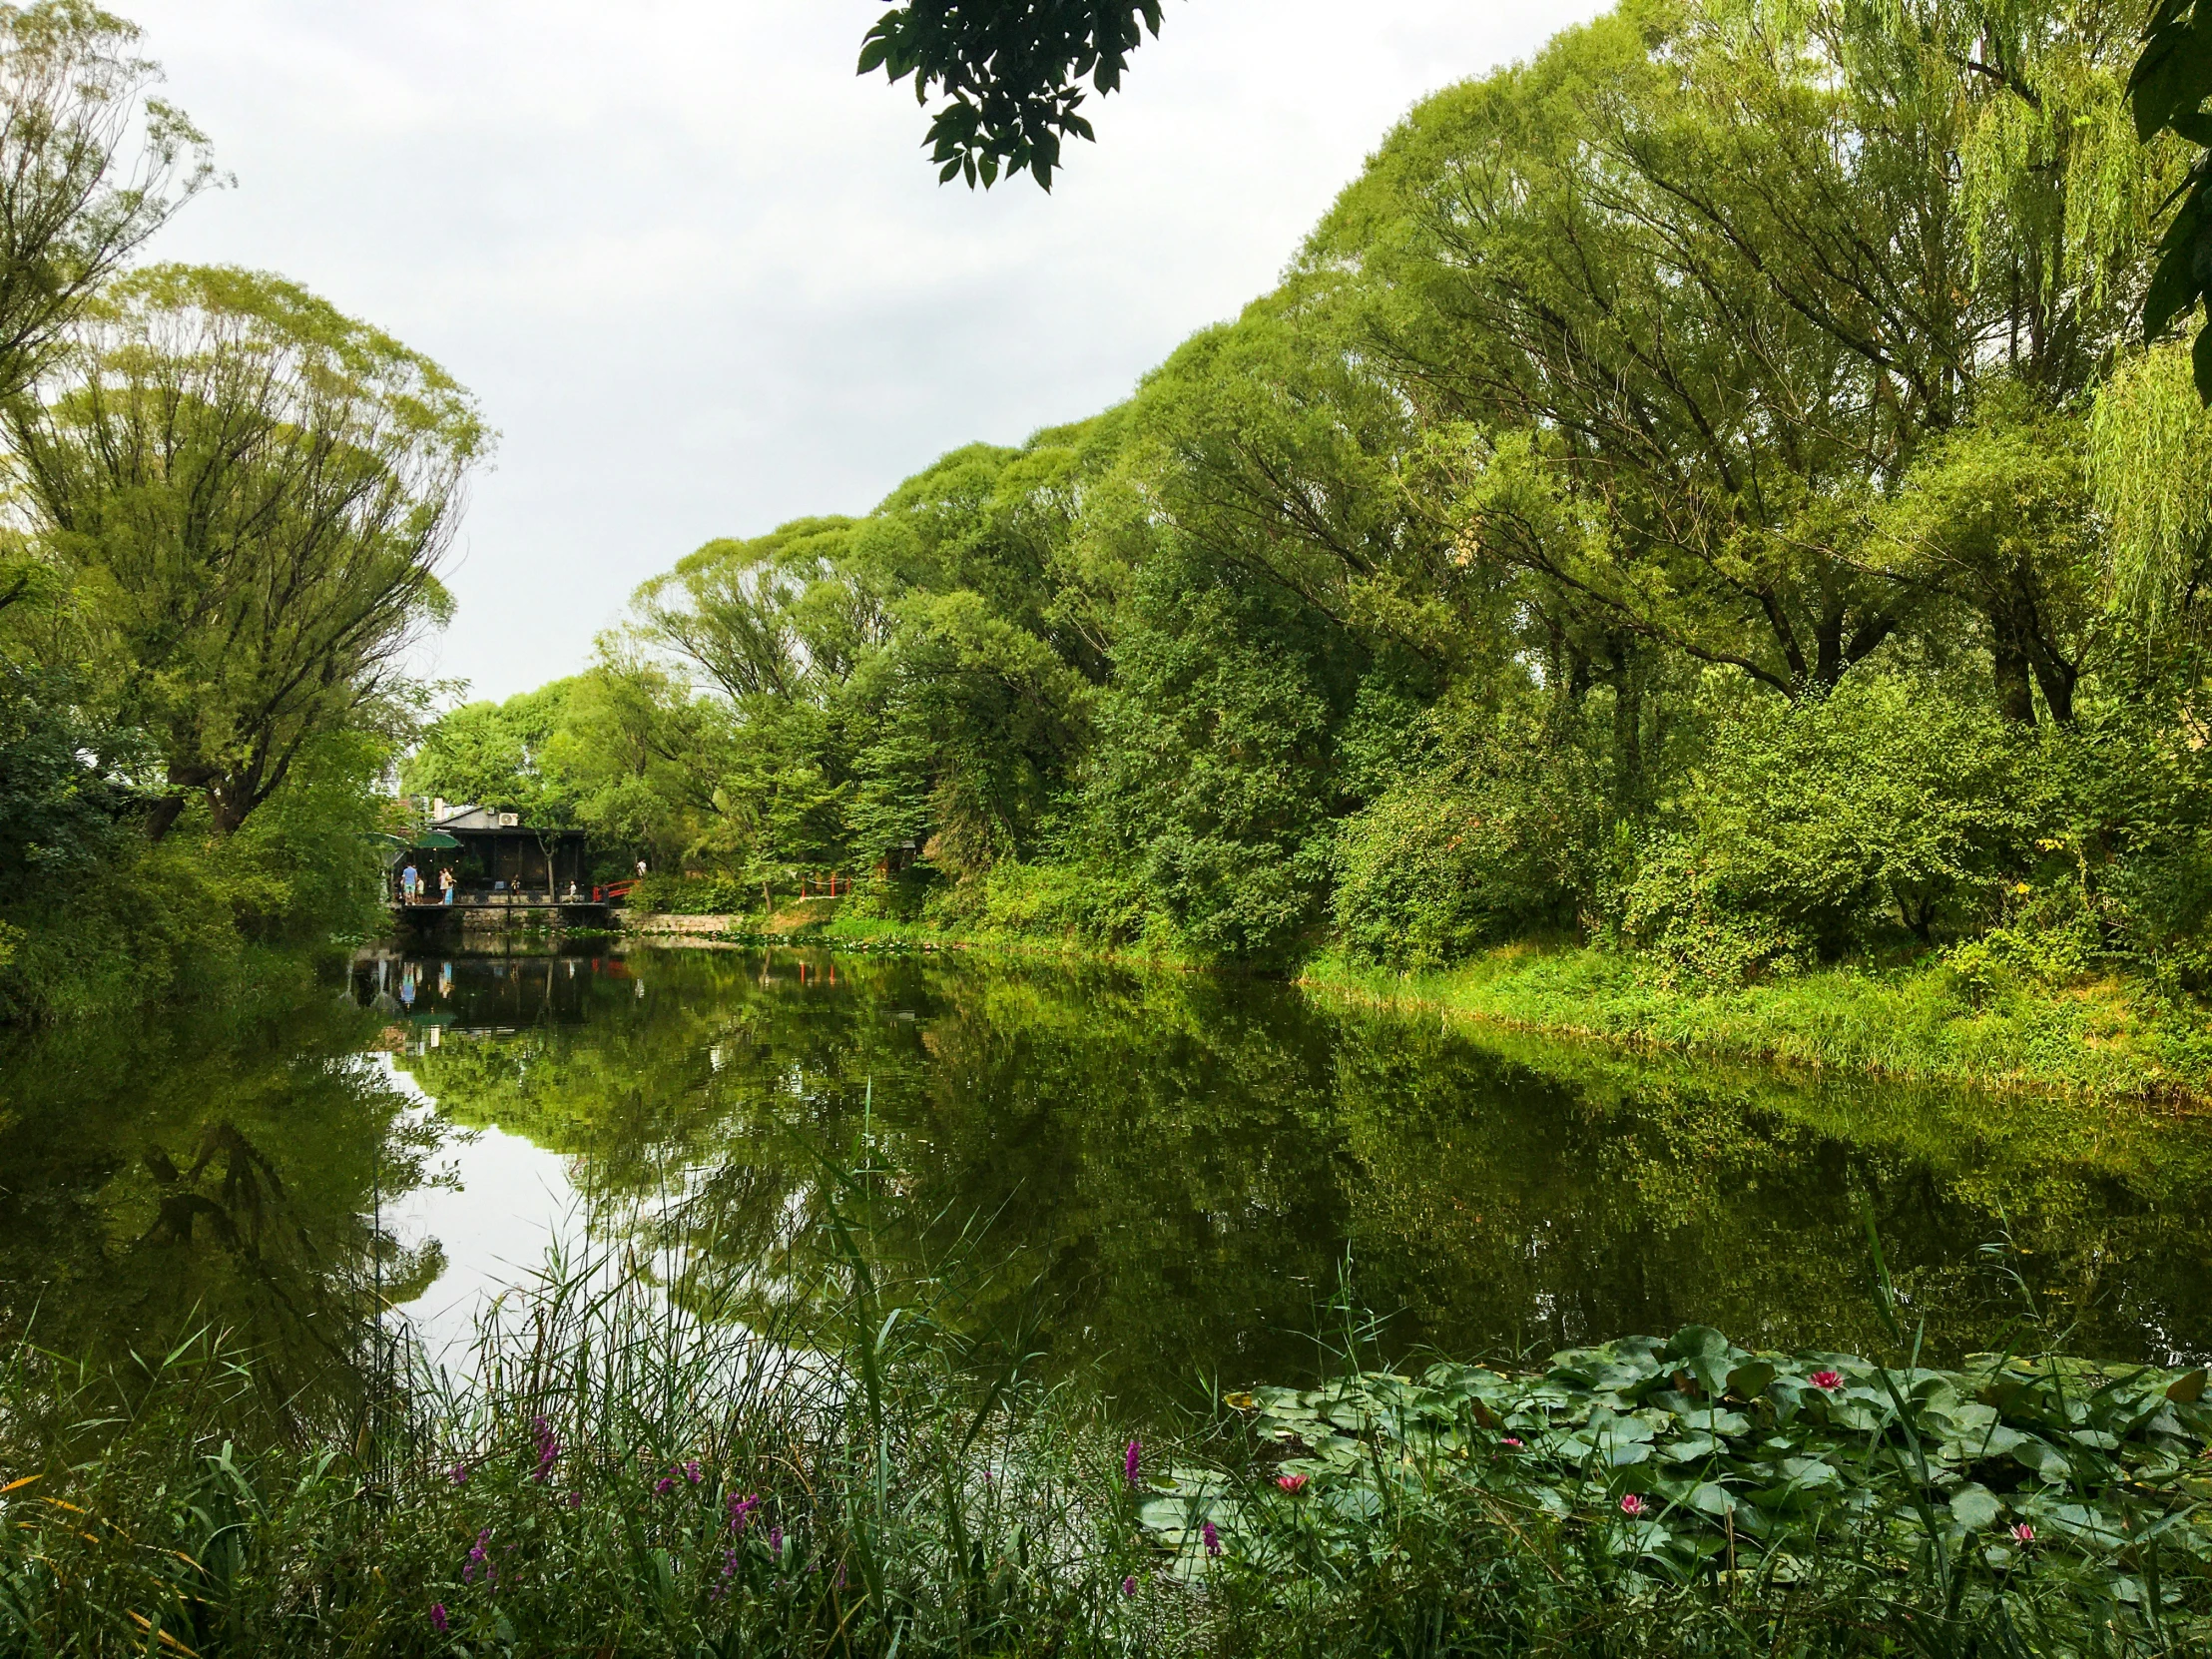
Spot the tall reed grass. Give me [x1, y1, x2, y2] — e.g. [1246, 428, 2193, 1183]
[5, 1190, 2208, 1657]
[0, 1186, 1159, 1658]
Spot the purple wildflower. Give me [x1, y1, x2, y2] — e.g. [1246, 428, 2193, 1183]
[769, 1525, 784, 1562]
[684, 1458, 702, 1485]
[655, 1475, 675, 1495]
[1124, 1438, 1142, 1487]
[712, 1549, 738, 1601]
[447, 1462, 469, 1486]
[727, 1491, 762, 1535]
[1202, 1520, 1221, 1558]
[565, 1490, 583, 1510]
[529, 1415, 559, 1483]
[462, 1528, 491, 1585]
[1122, 1575, 1138, 1598]
[430, 1602, 449, 1633]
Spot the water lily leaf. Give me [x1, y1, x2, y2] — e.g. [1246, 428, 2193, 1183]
[1138, 1496, 1192, 1532]
[1664, 1326, 1736, 1396]
[1660, 1435, 1721, 1465]
[2011, 1438, 2073, 1482]
[1604, 1440, 1654, 1469]
[1931, 1401, 1998, 1436]
[1948, 1483, 2003, 1530]
[1777, 1457, 1842, 1490]
[1957, 1423, 2028, 1460]
[1321, 1484, 1381, 1521]
[1727, 1361, 1777, 1399]
[2167, 1369, 2207, 1405]
[1678, 1408, 1751, 1437]
[1590, 1409, 1657, 1444]
[1686, 1480, 1738, 1518]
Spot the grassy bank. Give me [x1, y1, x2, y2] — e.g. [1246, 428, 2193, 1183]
[621, 897, 1212, 971]
[615, 880, 2212, 1104]
[1303, 947, 2212, 1107]
[7, 1235, 2212, 1657]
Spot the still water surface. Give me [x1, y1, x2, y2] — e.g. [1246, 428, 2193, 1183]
[6, 943, 2212, 1413]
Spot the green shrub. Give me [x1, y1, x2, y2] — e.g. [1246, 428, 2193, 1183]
[966, 858, 1160, 947]
[1334, 744, 1598, 970]
[1623, 678, 2037, 981]
[634, 872, 753, 915]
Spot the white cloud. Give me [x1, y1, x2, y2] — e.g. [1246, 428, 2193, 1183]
[125, 0, 1602, 699]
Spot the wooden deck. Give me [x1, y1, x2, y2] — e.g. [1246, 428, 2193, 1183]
[389, 896, 615, 923]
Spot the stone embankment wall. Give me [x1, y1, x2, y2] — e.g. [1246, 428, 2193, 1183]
[622, 913, 740, 937]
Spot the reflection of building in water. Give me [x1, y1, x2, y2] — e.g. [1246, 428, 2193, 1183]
[348, 948, 640, 1054]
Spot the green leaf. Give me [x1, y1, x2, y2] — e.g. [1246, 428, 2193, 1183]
[1948, 1483, 2003, 1530]
[1726, 1361, 1777, 1399]
[2011, 1437, 2074, 1481]
[1686, 1480, 1738, 1518]
[1664, 1326, 1735, 1396]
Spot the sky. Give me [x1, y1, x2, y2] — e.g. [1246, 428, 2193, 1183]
[125, 1, 1603, 702]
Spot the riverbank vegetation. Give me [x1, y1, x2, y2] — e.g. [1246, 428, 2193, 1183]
[8, 1225, 2212, 1657]
[404, 0, 2212, 1094]
[0, 7, 488, 1023]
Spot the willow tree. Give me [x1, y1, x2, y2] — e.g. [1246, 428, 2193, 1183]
[6, 265, 488, 838]
[1307, 0, 2173, 726]
[0, 1, 214, 617]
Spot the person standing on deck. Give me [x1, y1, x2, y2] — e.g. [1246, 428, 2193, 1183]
[440, 866, 455, 905]
[400, 861, 419, 904]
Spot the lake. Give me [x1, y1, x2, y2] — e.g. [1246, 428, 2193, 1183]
[6, 942, 2211, 1416]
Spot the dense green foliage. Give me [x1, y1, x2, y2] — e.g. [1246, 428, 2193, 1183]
[434, 0, 2212, 1012]
[9, 1259, 2212, 1655]
[0, 14, 487, 1021]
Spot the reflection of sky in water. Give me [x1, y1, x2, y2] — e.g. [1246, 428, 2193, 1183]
[338, 943, 2212, 1397]
[372, 1054, 583, 1363]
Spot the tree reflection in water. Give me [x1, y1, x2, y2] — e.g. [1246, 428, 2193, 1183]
[0, 983, 444, 1413]
[9, 944, 2210, 1419]
[374, 945, 2212, 1410]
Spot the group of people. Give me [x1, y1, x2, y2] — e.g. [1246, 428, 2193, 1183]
[396, 861, 457, 905]
[394, 856, 649, 905]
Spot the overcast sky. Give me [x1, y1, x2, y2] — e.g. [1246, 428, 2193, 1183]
[125, 1, 1602, 702]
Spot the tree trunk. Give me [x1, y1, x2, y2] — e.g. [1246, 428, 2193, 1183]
[1991, 636, 2037, 726]
[1606, 635, 1644, 815]
[2028, 650, 2077, 725]
[146, 761, 218, 841]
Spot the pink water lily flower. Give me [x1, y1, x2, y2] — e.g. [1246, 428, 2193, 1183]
[2012, 1522, 2035, 1543]
[1810, 1370, 1844, 1391]
[1619, 1493, 1646, 1517]
[1500, 1436, 1524, 1449]
[1276, 1473, 1309, 1493]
